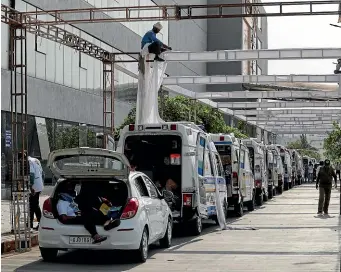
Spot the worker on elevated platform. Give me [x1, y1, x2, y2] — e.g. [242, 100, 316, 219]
[334, 58, 341, 74]
[141, 22, 172, 62]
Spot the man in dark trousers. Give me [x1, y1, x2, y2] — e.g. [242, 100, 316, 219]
[141, 22, 172, 62]
[316, 159, 337, 215]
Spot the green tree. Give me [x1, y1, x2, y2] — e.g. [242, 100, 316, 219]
[115, 95, 248, 139]
[287, 134, 321, 161]
[324, 122, 341, 162]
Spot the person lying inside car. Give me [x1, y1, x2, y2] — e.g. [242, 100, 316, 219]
[57, 182, 120, 244]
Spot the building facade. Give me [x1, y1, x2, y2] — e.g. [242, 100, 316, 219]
[1, 0, 267, 190]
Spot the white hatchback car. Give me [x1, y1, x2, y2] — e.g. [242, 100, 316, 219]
[39, 147, 172, 263]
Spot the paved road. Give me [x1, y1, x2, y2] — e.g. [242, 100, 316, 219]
[2, 184, 340, 272]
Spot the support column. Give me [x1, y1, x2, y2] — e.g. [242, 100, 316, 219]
[9, 25, 31, 252]
[102, 57, 115, 149]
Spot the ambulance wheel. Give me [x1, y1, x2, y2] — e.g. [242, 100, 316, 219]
[234, 201, 243, 217]
[273, 188, 277, 196]
[247, 193, 256, 211]
[256, 194, 263, 206]
[190, 216, 202, 236]
[263, 191, 268, 202]
[268, 188, 273, 199]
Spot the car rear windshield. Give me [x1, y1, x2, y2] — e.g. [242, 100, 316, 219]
[53, 155, 127, 171]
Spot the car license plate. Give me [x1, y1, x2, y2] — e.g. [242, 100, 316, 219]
[69, 236, 93, 244]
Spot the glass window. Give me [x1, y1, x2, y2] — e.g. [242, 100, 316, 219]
[144, 176, 159, 198]
[35, 52, 46, 80]
[204, 150, 213, 176]
[135, 176, 149, 197]
[35, 117, 50, 160]
[1, 22, 9, 69]
[257, 39, 262, 49]
[26, 33, 36, 77]
[46, 40, 56, 82]
[215, 153, 223, 177]
[240, 149, 245, 169]
[244, 151, 251, 172]
[63, 47, 72, 87]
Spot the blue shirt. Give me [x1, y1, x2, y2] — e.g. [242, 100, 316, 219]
[141, 30, 163, 49]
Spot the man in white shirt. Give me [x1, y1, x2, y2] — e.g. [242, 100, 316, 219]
[28, 156, 44, 230]
[308, 162, 314, 183]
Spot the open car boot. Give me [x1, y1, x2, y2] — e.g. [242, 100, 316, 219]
[103, 219, 121, 231]
[92, 234, 107, 244]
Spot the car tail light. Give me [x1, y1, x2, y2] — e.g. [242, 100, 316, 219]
[183, 194, 192, 207]
[128, 124, 135, 131]
[170, 124, 177, 130]
[121, 198, 139, 220]
[232, 172, 238, 187]
[219, 136, 224, 141]
[255, 180, 262, 188]
[43, 198, 55, 219]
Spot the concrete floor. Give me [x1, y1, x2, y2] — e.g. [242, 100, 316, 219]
[2, 184, 340, 272]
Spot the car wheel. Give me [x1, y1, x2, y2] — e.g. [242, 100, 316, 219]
[40, 247, 58, 262]
[234, 200, 243, 217]
[190, 216, 202, 236]
[256, 193, 263, 206]
[134, 227, 149, 263]
[160, 218, 172, 248]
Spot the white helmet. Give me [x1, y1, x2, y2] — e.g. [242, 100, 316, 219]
[153, 22, 163, 30]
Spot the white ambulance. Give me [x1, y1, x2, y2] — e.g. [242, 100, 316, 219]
[277, 145, 293, 190]
[267, 145, 284, 194]
[242, 138, 268, 206]
[265, 146, 276, 199]
[210, 134, 255, 217]
[116, 122, 228, 235]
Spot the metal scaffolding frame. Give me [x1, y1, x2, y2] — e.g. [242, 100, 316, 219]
[8, 24, 31, 252]
[163, 74, 341, 85]
[14, 0, 341, 26]
[219, 101, 341, 109]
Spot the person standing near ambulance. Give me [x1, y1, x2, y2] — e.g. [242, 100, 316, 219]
[28, 156, 44, 230]
[316, 159, 337, 215]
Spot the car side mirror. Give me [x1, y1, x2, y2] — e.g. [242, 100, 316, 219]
[159, 191, 165, 200]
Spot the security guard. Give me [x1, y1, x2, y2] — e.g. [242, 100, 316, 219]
[316, 159, 337, 215]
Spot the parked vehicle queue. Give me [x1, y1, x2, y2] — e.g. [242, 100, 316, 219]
[38, 123, 309, 263]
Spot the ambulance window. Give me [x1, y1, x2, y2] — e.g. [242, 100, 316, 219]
[204, 150, 213, 176]
[240, 149, 245, 169]
[244, 152, 251, 172]
[215, 153, 223, 176]
[197, 136, 205, 176]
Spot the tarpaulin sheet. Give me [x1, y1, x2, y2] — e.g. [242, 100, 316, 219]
[136, 53, 167, 125]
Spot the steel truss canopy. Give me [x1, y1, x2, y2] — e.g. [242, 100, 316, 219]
[272, 129, 334, 134]
[219, 101, 341, 109]
[0, 4, 261, 128]
[234, 108, 341, 115]
[193, 90, 341, 100]
[164, 48, 341, 63]
[250, 113, 339, 118]
[258, 121, 336, 125]
[247, 116, 340, 121]
[163, 74, 341, 85]
[10, 1, 341, 26]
